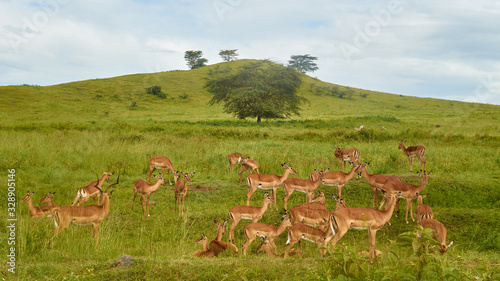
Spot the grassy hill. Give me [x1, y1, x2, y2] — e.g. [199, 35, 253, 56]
[1, 59, 499, 280]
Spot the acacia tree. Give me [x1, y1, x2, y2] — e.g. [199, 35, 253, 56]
[206, 60, 308, 122]
[288, 54, 319, 73]
[184, 50, 208, 69]
[219, 49, 239, 61]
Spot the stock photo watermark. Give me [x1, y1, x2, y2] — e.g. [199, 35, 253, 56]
[3, 0, 70, 53]
[473, 74, 498, 104]
[6, 169, 17, 274]
[339, 0, 418, 61]
[213, 0, 244, 21]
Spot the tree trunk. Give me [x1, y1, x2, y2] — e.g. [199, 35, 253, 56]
[257, 116, 261, 123]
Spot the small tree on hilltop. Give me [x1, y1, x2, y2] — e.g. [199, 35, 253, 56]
[184, 50, 208, 69]
[288, 54, 319, 74]
[206, 60, 308, 123]
[219, 49, 239, 61]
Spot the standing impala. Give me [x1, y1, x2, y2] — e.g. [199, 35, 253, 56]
[357, 162, 402, 208]
[282, 171, 323, 210]
[228, 193, 274, 243]
[246, 163, 296, 210]
[71, 172, 112, 206]
[312, 163, 361, 198]
[147, 156, 176, 185]
[418, 218, 453, 254]
[228, 152, 244, 172]
[238, 157, 259, 182]
[329, 190, 401, 263]
[398, 140, 426, 172]
[380, 171, 431, 224]
[333, 145, 360, 171]
[50, 174, 119, 246]
[415, 194, 433, 222]
[241, 213, 293, 256]
[284, 218, 335, 258]
[40, 192, 59, 217]
[174, 171, 195, 215]
[131, 174, 166, 217]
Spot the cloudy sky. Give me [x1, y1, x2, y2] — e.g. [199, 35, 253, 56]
[1, 0, 499, 105]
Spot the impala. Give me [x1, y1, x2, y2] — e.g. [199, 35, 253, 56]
[241, 213, 293, 255]
[415, 194, 433, 222]
[209, 220, 238, 255]
[238, 157, 259, 182]
[228, 193, 274, 243]
[193, 234, 215, 258]
[329, 190, 401, 263]
[333, 145, 360, 171]
[131, 173, 166, 217]
[284, 220, 335, 258]
[71, 172, 112, 206]
[282, 171, 323, 210]
[358, 162, 402, 208]
[246, 163, 296, 210]
[50, 174, 119, 245]
[174, 171, 195, 215]
[312, 163, 361, 198]
[289, 206, 331, 231]
[228, 152, 244, 172]
[147, 156, 176, 185]
[40, 192, 59, 218]
[418, 219, 453, 254]
[333, 195, 349, 210]
[21, 192, 52, 218]
[398, 140, 426, 172]
[293, 191, 327, 210]
[380, 171, 431, 224]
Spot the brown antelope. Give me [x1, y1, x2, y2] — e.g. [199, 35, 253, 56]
[21, 192, 52, 218]
[398, 140, 426, 172]
[246, 163, 296, 210]
[329, 190, 401, 263]
[333, 145, 360, 171]
[358, 162, 402, 208]
[174, 171, 195, 215]
[289, 206, 331, 231]
[282, 171, 323, 210]
[209, 220, 238, 255]
[293, 191, 327, 210]
[241, 213, 293, 256]
[312, 163, 361, 198]
[147, 156, 176, 185]
[415, 194, 433, 222]
[193, 234, 215, 258]
[228, 193, 274, 243]
[71, 172, 113, 206]
[380, 171, 431, 224]
[418, 219, 453, 254]
[238, 157, 259, 182]
[132, 174, 166, 217]
[228, 152, 244, 172]
[284, 220, 335, 258]
[333, 195, 349, 210]
[50, 174, 119, 245]
[256, 237, 304, 258]
[40, 192, 59, 218]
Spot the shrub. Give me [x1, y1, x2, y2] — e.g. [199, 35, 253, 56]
[145, 85, 167, 99]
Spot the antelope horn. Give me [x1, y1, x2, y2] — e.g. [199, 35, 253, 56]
[104, 172, 120, 193]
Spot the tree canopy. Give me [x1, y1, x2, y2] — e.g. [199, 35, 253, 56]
[184, 50, 208, 69]
[288, 54, 319, 73]
[206, 60, 308, 122]
[219, 49, 238, 61]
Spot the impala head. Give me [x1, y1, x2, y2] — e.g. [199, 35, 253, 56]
[180, 172, 195, 184]
[195, 234, 208, 244]
[417, 170, 431, 183]
[154, 173, 167, 186]
[281, 163, 297, 175]
[398, 140, 406, 149]
[256, 237, 270, 253]
[40, 192, 55, 204]
[311, 191, 325, 204]
[263, 193, 274, 204]
[280, 213, 293, 227]
[333, 195, 348, 208]
[21, 191, 34, 203]
[333, 145, 342, 155]
[96, 172, 120, 195]
[214, 220, 227, 234]
[103, 172, 113, 183]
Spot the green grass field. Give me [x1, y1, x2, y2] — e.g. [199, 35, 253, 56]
[1, 59, 499, 280]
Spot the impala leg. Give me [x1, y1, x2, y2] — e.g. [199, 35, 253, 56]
[70, 192, 81, 206]
[146, 196, 151, 217]
[284, 235, 299, 258]
[408, 199, 415, 223]
[238, 166, 249, 182]
[77, 196, 89, 206]
[368, 228, 377, 263]
[242, 237, 255, 256]
[96, 193, 101, 205]
[140, 195, 146, 216]
[272, 187, 278, 210]
[167, 169, 173, 185]
[146, 165, 155, 182]
[408, 157, 413, 173]
[229, 220, 238, 243]
[282, 187, 292, 211]
[246, 187, 256, 206]
[131, 192, 137, 212]
[405, 199, 411, 224]
[182, 193, 186, 214]
[372, 187, 378, 208]
[337, 185, 342, 198]
[270, 239, 279, 255]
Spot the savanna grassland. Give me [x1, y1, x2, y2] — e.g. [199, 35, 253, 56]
[0, 60, 499, 280]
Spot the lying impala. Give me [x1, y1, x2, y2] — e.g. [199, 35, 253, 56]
[333, 145, 360, 171]
[357, 162, 402, 208]
[209, 220, 238, 255]
[415, 194, 433, 222]
[398, 140, 426, 173]
[147, 156, 176, 185]
[228, 193, 274, 243]
[329, 190, 401, 263]
[193, 234, 215, 258]
[282, 170, 323, 210]
[311, 163, 361, 198]
[71, 172, 113, 206]
[238, 157, 259, 182]
[246, 163, 296, 210]
[228, 152, 244, 172]
[132, 173, 166, 217]
[50, 174, 119, 246]
[241, 213, 292, 256]
[380, 171, 431, 224]
[418, 218, 453, 254]
[174, 171, 195, 215]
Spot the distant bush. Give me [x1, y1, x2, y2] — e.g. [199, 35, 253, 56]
[178, 94, 189, 100]
[145, 85, 167, 99]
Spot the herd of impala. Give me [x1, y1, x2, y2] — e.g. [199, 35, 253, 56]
[22, 140, 452, 262]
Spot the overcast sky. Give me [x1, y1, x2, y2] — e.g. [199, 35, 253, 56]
[1, 0, 499, 105]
